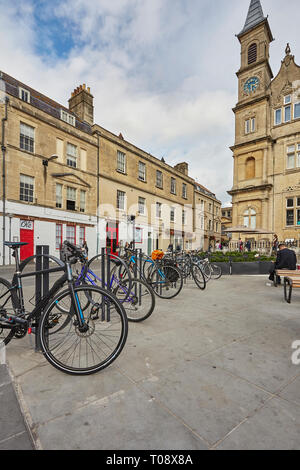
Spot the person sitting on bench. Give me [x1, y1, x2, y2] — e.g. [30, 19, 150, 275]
[268, 243, 297, 284]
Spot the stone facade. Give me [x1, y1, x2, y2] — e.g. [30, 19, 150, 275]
[0, 70, 221, 263]
[229, 0, 300, 247]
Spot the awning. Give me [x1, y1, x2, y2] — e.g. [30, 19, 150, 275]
[224, 226, 275, 235]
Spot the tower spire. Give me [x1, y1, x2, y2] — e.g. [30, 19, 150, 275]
[239, 0, 266, 36]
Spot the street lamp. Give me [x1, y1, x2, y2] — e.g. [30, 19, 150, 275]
[42, 154, 59, 166]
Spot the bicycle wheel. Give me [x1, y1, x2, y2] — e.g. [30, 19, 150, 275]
[191, 264, 206, 290]
[0, 277, 19, 346]
[114, 278, 155, 322]
[210, 264, 222, 280]
[149, 265, 183, 299]
[39, 285, 128, 375]
[199, 261, 211, 282]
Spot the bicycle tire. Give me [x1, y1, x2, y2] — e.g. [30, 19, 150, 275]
[191, 264, 206, 290]
[210, 264, 222, 280]
[38, 285, 128, 375]
[114, 278, 155, 322]
[149, 265, 183, 299]
[0, 277, 20, 346]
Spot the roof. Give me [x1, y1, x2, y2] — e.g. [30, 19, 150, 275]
[238, 0, 267, 37]
[1, 71, 92, 135]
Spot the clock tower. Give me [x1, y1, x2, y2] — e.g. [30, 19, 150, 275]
[229, 0, 275, 244]
[236, 0, 274, 105]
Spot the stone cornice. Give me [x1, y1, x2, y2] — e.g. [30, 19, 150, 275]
[227, 183, 273, 196]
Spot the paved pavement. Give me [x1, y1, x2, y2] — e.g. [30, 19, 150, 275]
[1, 274, 300, 450]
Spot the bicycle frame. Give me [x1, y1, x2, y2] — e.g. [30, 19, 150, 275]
[75, 264, 137, 305]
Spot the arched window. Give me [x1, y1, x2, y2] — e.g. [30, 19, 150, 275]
[248, 43, 257, 65]
[245, 157, 256, 179]
[244, 209, 256, 229]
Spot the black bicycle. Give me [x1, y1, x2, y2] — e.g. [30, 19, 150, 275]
[0, 241, 128, 375]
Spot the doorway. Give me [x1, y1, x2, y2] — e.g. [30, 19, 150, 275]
[106, 222, 119, 255]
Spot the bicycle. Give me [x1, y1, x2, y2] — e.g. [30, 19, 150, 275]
[0, 241, 128, 375]
[193, 253, 222, 281]
[140, 253, 184, 299]
[172, 252, 206, 290]
[75, 251, 156, 323]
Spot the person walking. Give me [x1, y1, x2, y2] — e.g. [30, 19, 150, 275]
[268, 243, 297, 285]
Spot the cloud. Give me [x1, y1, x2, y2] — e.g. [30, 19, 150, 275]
[1, 0, 300, 205]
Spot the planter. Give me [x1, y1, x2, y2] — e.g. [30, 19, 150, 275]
[259, 261, 274, 275]
[212, 262, 231, 275]
[231, 262, 260, 275]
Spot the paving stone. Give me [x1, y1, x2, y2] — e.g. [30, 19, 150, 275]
[216, 397, 300, 450]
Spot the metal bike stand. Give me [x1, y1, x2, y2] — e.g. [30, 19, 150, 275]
[35, 245, 49, 352]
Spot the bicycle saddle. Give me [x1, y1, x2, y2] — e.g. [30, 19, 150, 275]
[4, 242, 28, 248]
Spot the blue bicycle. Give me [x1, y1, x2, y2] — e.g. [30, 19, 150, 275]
[75, 252, 156, 323]
[123, 250, 183, 300]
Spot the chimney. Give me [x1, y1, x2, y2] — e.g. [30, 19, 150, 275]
[174, 162, 189, 176]
[68, 84, 94, 125]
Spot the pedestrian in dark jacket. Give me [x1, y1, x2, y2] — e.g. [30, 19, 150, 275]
[269, 244, 297, 283]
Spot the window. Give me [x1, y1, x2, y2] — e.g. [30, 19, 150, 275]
[80, 190, 86, 213]
[285, 105, 291, 123]
[284, 95, 291, 105]
[297, 144, 300, 168]
[138, 162, 146, 181]
[19, 87, 30, 103]
[156, 170, 163, 188]
[156, 202, 162, 218]
[182, 183, 187, 199]
[66, 186, 76, 211]
[55, 224, 62, 250]
[20, 174, 34, 202]
[294, 103, 300, 120]
[275, 109, 282, 126]
[287, 145, 295, 169]
[285, 197, 300, 226]
[20, 123, 34, 153]
[170, 207, 175, 222]
[67, 143, 77, 168]
[248, 43, 257, 65]
[208, 220, 212, 231]
[286, 210, 294, 226]
[138, 196, 145, 215]
[246, 157, 256, 179]
[171, 177, 176, 195]
[245, 118, 256, 134]
[56, 184, 62, 208]
[79, 226, 85, 246]
[66, 225, 76, 244]
[244, 209, 256, 229]
[117, 151, 126, 173]
[117, 190, 125, 210]
[182, 210, 186, 226]
[61, 110, 75, 126]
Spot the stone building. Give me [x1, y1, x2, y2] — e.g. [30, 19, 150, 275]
[194, 183, 222, 251]
[228, 0, 300, 247]
[0, 71, 221, 263]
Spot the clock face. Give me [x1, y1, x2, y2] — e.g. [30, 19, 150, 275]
[244, 77, 260, 94]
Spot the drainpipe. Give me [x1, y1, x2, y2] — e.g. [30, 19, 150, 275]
[96, 132, 100, 253]
[2, 97, 9, 266]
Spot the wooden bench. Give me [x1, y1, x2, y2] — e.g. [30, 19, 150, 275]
[284, 276, 300, 303]
[274, 269, 300, 287]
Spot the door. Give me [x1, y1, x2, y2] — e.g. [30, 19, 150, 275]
[20, 220, 34, 261]
[106, 222, 119, 256]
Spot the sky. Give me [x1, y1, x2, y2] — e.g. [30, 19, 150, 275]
[0, 0, 300, 206]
